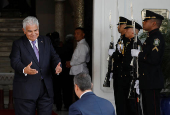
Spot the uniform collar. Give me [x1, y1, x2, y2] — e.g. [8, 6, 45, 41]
[121, 34, 125, 39]
[129, 37, 133, 41]
[148, 28, 159, 36]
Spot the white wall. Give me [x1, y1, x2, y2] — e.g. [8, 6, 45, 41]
[92, 0, 118, 108]
[92, 0, 170, 109]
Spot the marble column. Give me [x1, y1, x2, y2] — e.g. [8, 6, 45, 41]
[54, 0, 65, 42]
[69, 0, 84, 28]
[69, 0, 84, 48]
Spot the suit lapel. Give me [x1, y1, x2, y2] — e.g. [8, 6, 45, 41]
[38, 36, 44, 67]
[23, 36, 39, 67]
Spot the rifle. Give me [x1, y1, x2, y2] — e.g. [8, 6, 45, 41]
[103, 11, 114, 87]
[128, 20, 138, 99]
[127, 2, 141, 115]
[103, 42, 114, 87]
[103, 0, 121, 87]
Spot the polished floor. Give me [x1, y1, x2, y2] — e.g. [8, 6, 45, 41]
[53, 104, 69, 115]
[54, 111, 68, 115]
[4, 96, 69, 115]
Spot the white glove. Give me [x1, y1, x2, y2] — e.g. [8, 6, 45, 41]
[131, 49, 140, 57]
[130, 58, 134, 66]
[134, 80, 140, 95]
[108, 49, 115, 56]
[109, 72, 113, 81]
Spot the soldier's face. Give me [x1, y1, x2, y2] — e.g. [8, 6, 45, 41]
[74, 29, 85, 42]
[117, 24, 126, 35]
[143, 20, 153, 32]
[23, 24, 39, 41]
[125, 28, 134, 38]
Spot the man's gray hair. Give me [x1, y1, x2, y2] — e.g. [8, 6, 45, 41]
[23, 16, 39, 30]
[74, 73, 92, 91]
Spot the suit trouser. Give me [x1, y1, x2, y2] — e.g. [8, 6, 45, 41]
[62, 74, 75, 109]
[14, 79, 53, 115]
[53, 74, 62, 110]
[114, 84, 138, 115]
[141, 89, 161, 115]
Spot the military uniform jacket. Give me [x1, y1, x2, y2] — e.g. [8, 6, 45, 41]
[114, 37, 142, 87]
[112, 35, 128, 75]
[122, 37, 142, 78]
[112, 35, 130, 87]
[138, 28, 165, 89]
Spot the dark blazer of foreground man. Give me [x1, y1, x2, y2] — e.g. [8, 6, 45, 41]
[10, 16, 62, 115]
[69, 73, 115, 115]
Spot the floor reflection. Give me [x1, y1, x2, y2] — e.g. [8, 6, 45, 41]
[53, 104, 69, 115]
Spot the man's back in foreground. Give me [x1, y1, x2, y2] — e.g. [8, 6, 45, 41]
[69, 73, 115, 115]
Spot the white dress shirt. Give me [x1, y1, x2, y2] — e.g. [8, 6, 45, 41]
[80, 90, 92, 99]
[29, 39, 39, 50]
[70, 39, 90, 75]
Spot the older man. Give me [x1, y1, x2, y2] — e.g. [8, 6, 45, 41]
[69, 73, 115, 115]
[10, 16, 62, 115]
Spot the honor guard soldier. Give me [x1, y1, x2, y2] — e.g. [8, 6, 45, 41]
[103, 17, 130, 87]
[112, 17, 130, 79]
[131, 10, 165, 115]
[124, 20, 143, 81]
[124, 20, 143, 115]
[112, 17, 136, 115]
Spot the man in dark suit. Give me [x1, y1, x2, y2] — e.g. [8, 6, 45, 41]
[131, 10, 165, 115]
[10, 16, 62, 115]
[69, 73, 115, 115]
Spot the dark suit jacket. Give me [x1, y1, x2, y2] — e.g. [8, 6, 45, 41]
[10, 35, 61, 100]
[69, 92, 115, 115]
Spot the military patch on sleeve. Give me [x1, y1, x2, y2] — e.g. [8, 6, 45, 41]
[152, 38, 160, 52]
[153, 38, 160, 46]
